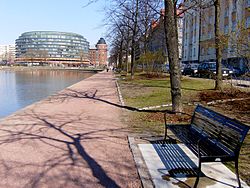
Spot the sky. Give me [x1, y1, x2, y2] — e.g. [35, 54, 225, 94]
[0, 0, 107, 46]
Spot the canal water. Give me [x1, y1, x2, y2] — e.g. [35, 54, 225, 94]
[0, 69, 95, 119]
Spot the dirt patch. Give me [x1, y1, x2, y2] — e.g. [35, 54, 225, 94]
[210, 99, 250, 125]
[145, 106, 195, 124]
[198, 88, 250, 124]
[198, 88, 250, 103]
[137, 73, 169, 79]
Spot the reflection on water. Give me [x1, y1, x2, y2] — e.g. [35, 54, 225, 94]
[0, 70, 94, 119]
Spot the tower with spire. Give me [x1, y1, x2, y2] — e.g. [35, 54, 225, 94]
[89, 38, 108, 66]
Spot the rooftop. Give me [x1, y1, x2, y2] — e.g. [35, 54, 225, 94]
[97, 38, 106, 45]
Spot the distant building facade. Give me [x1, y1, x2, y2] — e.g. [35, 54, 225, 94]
[182, 1, 200, 64]
[136, 8, 184, 62]
[15, 31, 89, 66]
[182, 0, 250, 72]
[0, 44, 15, 64]
[89, 38, 108, 66]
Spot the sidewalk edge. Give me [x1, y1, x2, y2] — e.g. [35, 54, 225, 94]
[128, 136, 154, 188]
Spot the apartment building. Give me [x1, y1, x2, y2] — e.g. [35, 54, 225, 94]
[0, 44, 15, 63]
[147, 9, 183, 60]
[182, 4, 200, 64]
[182, 0, 250, 72]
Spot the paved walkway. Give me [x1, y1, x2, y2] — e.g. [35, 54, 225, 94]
[0, 71, 141, 188]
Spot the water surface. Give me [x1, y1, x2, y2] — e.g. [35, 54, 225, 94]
[0, 69, 94, 119]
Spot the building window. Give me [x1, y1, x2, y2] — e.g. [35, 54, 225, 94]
[224, 8, 229, 17]
[222, 47, 227, 54]
[246, 16, 250, 28]
[232, 0, 237, 11]
[201, 48, 205, 55]
[208, 47, 212, 55]
[194, 30, 196, 42]
[209, 16, 213, 24]
[232, 21, 237, 32]
[193, 48, 196, 57]
[208, 31, 212, 38]
[224, 25, 229, 34]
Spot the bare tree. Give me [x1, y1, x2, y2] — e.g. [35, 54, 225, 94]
[137, 0, 162, 71]
[105, 0, 162, 76]
[183, 0, 224, 90]
[129, 0, 139, 79]
[229, 21, 250, 73]
[214, 0, 222, 90]
[106, 19, 127, 71]
[163, 0, 183, 112]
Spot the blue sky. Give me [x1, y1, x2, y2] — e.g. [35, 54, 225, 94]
[0, 0, 107, 46]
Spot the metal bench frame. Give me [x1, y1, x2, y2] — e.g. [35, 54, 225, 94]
[164, 105, 249, 188]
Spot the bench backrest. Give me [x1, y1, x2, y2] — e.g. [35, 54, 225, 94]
[191, 105, 250, 155]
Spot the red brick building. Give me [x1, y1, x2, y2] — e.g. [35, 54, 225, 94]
[89, 38, 108, 66]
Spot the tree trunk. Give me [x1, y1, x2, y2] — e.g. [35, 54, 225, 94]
[118, 40, 124, 70]
[164, 0, 183, 113]
[126, 22, 130, 75]
[131, 0, 139, 79]
[125, 49, 129, 74]
[142, 1, 149, 73]
[131, 40, 135, 79]
[214, 0, 223, 90]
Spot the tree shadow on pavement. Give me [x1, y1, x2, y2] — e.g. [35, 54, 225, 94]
[51, 88, 186, 116]
[0, 87, 189, 188]
[0, 110, 133, 187]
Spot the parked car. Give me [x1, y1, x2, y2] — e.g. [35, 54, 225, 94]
[197, 62, 233, 78]
[224, 65, 242, 77]
[180, 63, 185, 74]
[183, 63, 199, 76]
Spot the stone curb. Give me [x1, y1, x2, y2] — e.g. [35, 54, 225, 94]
[138, 97, 250, 111]
[206, 97, 250, 105]
[128, 136, 154, 188]
[115, 80, 125, 106]
[115, 78, 153, 187]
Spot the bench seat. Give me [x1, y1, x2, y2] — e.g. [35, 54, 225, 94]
[164, 105, 249, 188]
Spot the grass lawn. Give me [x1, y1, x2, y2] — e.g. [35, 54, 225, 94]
[119, 74, 215, 107]
[117, 72, 250, 185]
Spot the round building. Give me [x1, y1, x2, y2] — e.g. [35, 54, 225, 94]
[15, 31, 89, 66]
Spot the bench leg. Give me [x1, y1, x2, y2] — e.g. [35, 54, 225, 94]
[235, 160, 241, 188]
[164, 125, 168, 140]
[194, 158, 201, 188]
[164, 113, 167, 140]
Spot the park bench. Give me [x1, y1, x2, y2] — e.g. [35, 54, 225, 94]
[164, 104, 249, 188]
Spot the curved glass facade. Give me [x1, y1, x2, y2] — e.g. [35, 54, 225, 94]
[15, 31, 89, 66]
